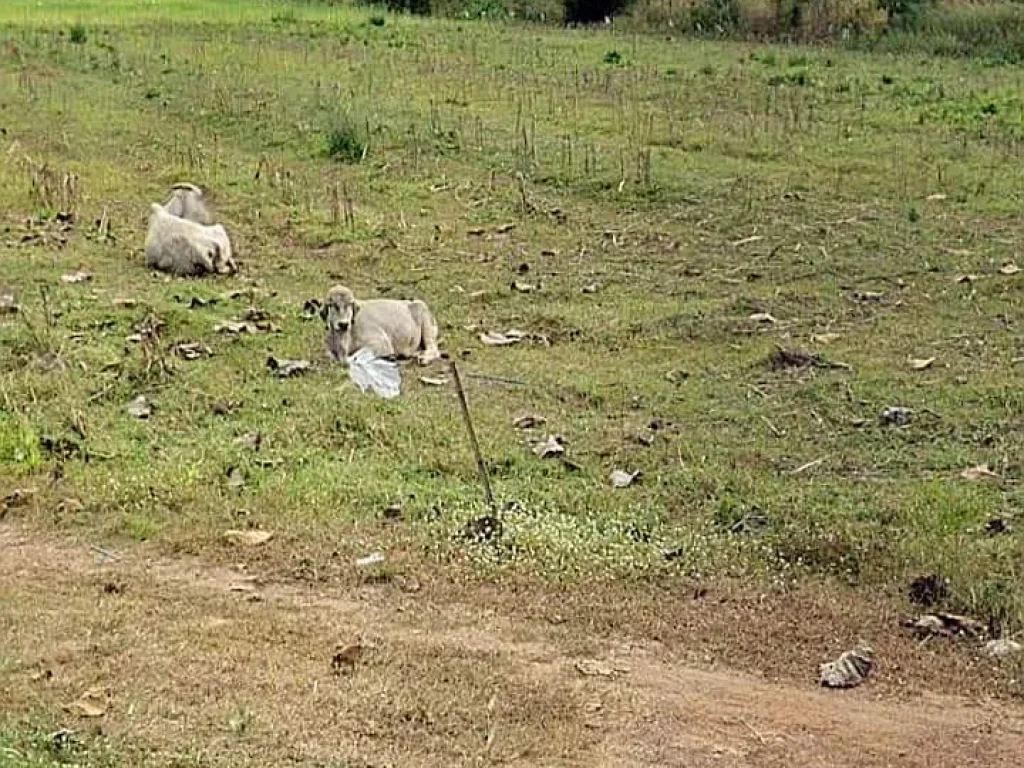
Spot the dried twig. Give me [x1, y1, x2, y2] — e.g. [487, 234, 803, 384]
[788, 457, 826, 475]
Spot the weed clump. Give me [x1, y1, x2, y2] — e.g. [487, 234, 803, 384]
[689, 0, 740, 34]
[385, 0, 432, 15]
[878, 0, 936, 28]
[325, 118, 368, 164]
[68, 23, 87, 44]
[0, 414, 42, 472]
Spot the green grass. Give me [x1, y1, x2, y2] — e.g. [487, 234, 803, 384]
[0, 726, 120, 768]
[0, 0, 1023, 625]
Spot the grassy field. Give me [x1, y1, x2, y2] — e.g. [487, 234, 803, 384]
[2, 0, 1024, 760]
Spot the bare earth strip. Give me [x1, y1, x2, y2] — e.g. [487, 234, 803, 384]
[2, 523, 1023, 767]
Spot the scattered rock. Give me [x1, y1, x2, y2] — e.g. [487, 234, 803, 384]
[768, 347, 819, 370]
[480, 330, 526, 346]
[419, 375, 448, 387]
[266, 356, 311, 378]
[749, 312, 777, 324]
[909, 357, 935, 371]
[225, 466, 246, 490]
[40, 435, 83, 459]
[630, 431, 655, 447]
[126, 395, 153, 419]
[811, 332, 841, 344]
[999, 263, 1021, 276]
[243, 306, 269, 323]
[880, 406, 911, 426]
[0, 292, 19, 314]
[533, 434, 565, 458]
[729, 510, 770, 535]
[301, 298, 322, 319]
[61, 269, 92, 284]
[610, 469, 642, 488]
[909, 573, 948, 607]
[905, 614, 946, 637]
[462, 514, 502, 542]
[214, 320, 259, 334]
[819, 646, 874, 689]
[513, 413, 546, 429]
[955, 274, 979, 284]
[64, 687, 108, 718]
[355, 552, 386, 567]
[233, 432, 262, 451]
[582, 282, 600, 294]
[984, 638, 1022, 658]
[55, 497, 85, 515]
[210, 400, 242, 416]
[985, 517, 1012, 535]
[904, 612, 986, 639]
[111, 297, 137, 308]
[479, 329, 550, 347]
[171, 341, 212, 361]
[2, 488, 37, 510]
[575, 659, 629, 678]
[331, 643, 366, 673]
[850, 290, 884, 302]
[134, 314, 165, 336]
[223, 529, 273, 546]
[511, 280, 537, 293]
[960, 464, 998, 481]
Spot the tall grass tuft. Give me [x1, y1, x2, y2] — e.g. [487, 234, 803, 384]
[326, 116, 368, 164]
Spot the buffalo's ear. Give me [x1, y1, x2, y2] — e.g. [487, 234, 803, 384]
[319, 304, 329, 322]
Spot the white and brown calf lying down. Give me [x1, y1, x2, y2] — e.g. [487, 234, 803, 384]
[321, 285, 441, 366]
[162, 182, 213, 225]
[144, 182, 235, 277]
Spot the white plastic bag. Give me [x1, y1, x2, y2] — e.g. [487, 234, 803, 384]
[346, 347, 402, 399]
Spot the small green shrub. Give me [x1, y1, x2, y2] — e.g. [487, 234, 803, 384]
[689, 0, 741, 35]
[385, 0, 432, 15]
[271, 8, 299, 24]
[326, 117, 368, 163]
[867, 2, 1024, 63]
[68, 23, 87, 44]
[0, 413, 42, 472]
[878, 0, 936, 28]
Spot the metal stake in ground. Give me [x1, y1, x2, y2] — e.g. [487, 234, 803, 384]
[448, 357, 496, 514]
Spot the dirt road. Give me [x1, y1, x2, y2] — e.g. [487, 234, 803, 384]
[2, 523, 1022, 767]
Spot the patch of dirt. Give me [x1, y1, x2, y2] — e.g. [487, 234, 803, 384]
[1, 524, 1023, 767]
